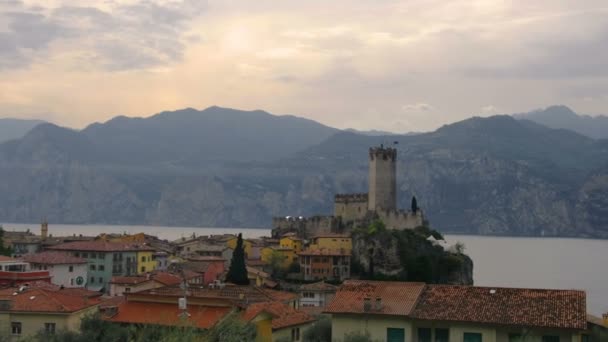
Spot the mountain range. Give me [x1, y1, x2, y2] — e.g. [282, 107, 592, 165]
[0, 118, 46, 143]
[0, 106, 607, 238]
[515, 105, 608, 139]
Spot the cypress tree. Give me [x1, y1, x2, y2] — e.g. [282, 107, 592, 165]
[411, 196, 418, 213]
[226, 233, 250, 285]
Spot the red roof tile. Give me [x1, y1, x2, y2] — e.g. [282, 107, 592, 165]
[411, 285, 587, 330]
[0, 255, 19, 262]
[0, 287, 101, 313]
[109, 301, 231, 329]
[243, 301, 316, 330]
[300, 281, 337, 292]
[324, 280, 425, 316]
[110, 276, 149, 285]
[22, 251, 87, 265]
[48, 240, 155, 252]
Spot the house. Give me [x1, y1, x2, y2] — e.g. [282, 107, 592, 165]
[182, 256, 225, 286]
[298, 249, 351, 282]
[309, 234, 352, 252]
[243, 301, 317, 342]
[0, 256, 51, 286]
[326, 280, 590, 342]
[136, 250, 156, 274]
[0, 283, 102, 339]
[47, 241, 156, 293]
[109, 270, 202, 296]
[298, 281, 337, 308]
[22, 251, 88, 288]
[247, 266, 277, 288]
[279, 235, 303, 254]
[153, 252, 169, 271]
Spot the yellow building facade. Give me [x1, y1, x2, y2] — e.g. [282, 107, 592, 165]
[261, 247, 296, 269]
[226, 236, 254, 258]
[279, 237, 303, 253]
[309, 234, 352, 251]
[137, 250, 156, 274]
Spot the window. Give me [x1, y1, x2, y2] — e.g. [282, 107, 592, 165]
[82, 253, 88, 258]
[99, 265, 105, 271]
[99, 277, 103, 283]
[74, 252, 80, 257]
[435, 328, 449, 342]
[291, 327, 300, 341]
[387, 328, 405, 342]
[581, 335, 590, 342]
[68, 266, 74, 272]
[90, 277, 95, 284]
[44, 323, 56, 334]
[125, 287, 131, 293]
[141, 266, 146, 272]
[542, 337, 559, 342]
[509, 334, 522, 342]
[70, 278, 74, 285]
[90, 265, 96, 271]
[463, 333, 482, 342]
[90, 253, 96, 259]
[141, 256, 146, 262]
[98, 253, 104, 259]
[418, 328, 431, 342]
[11, 322, 22, 335]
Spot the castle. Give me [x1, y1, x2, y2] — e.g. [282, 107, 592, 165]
[272, 145, 426, 238]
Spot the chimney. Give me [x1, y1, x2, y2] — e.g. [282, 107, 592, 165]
[41, 220, 48, 240]
[363, 297, 371, 312]
[375, 297, 382, 311]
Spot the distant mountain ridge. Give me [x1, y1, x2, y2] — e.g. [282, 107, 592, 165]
[515, 105, 608, 139]
[0, 118, 46, 143]
[0, 106, 607, 238]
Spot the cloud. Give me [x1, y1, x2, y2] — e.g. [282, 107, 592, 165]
[0, 0, 207, 71]
[402, 103, 434, 112]
[481, 105, 499, 114]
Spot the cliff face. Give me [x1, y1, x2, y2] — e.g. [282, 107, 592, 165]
[351, 226, 474, 285]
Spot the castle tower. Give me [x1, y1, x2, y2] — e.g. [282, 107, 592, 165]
[41, 220, 48, 240]
[368, 145, 397, 211]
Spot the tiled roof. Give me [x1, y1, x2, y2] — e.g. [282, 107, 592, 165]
[187, 256, 225, 262]
[151, 272, 184, 286]
[109, 301, 231, 329]
[0, 287, 101, 313]
[246, 266, 270, 279]
[300, 281, 337, 292]
[324, 280, 425, 316]
[298, 249, 351, 256]
[48, 240, 155, 252]
[411, 285, 587, 330]
[22, 251, 87, 265]
[0, 255, 19, 262]
[137, 284, 297, 304]
[243, 301, 316, 330]
[110, 276, 149, 285]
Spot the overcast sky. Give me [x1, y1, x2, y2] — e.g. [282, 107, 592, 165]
[1, 0, 607, 132]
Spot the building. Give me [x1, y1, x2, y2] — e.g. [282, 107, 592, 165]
[309, 234, 352, 252]
[136, 250, 156, 274]
[225, 236, 254, 259]
[0, 283, 102, 339]
[299, 249, 351, 282]
[153, 252, 169, 271]
[22, 251, 88, 288]
[243, 301, 317, 342]
[0, 256, 51, 286]
[326, 280, 590, 342]
[47, 241, 156, 293]
[272, 146, 425, 239]
[298, 281, 337, 308]
[109, 270, 202, 297]
[182, 256, 225, 286]
[279, 235, 303, 254]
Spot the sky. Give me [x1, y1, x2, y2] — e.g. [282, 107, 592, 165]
[0, 0, 607, 133]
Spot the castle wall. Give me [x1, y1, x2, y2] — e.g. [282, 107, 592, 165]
[334, 193, 368, 222]
[271, 216, 341, 239]
[368, 147, 397, 211]
[376, 209, 424, 230]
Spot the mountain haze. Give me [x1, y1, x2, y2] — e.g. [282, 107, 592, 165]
[0, 118, 46, 143]
[515, 105, 608, 139]
[0, 106, 607, 238]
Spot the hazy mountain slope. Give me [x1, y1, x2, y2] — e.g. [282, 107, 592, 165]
[82, 106, 338, 165]
[0, 110, 607, 238]
[515, 105, 608, 139]
[0, 118, 46, 143]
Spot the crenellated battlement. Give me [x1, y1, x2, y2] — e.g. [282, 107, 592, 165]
[334, 193, 368, 203]
[369, 145, 397, 162]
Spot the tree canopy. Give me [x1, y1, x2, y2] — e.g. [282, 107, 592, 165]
[225, 233, 250, 285]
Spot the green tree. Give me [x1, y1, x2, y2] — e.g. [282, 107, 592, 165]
[411, 196, 418, 213]
[343, 331, 374, 342]
[303, 316, 331, 342]
[203, 312, 256, 342]
[226, 233, 250, 285]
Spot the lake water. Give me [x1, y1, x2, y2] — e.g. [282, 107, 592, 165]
[2, 223, 607, 315]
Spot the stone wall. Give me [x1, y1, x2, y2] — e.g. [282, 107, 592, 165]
[368, 147, 397, 211]
[376, 209, 425, 230]
[271, 216, 341, 238]
[334, 193, 368, 222]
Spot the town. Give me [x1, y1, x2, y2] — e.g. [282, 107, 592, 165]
[0, 146, 606, 342]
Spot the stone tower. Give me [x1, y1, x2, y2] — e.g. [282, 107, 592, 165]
[41, 220, 48, 240]
[368, 145, 397, 211]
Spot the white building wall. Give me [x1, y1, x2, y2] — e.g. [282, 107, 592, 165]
[31, 263, 88, 288]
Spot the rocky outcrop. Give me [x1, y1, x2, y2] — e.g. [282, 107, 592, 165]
[351, 226, 474, 285]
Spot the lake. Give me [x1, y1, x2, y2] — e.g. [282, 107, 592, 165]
[2, 223, 606, 316]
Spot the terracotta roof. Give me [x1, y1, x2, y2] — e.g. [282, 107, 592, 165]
[324, 280, 425, 316]
[151, 272, 183, 286]
[0, 255, 19, 262]
[411, 285, 587, 330]
[99, 295, 125, 309]
[298, 249, 351, 256]
[22, 251, 87, 265]
[247, 266, 270, 279]
[0, 287, 101, 313]
[187, 256, 225, 262]
[243, 301, 316, 330]
[300, 281, 337, 292]
[48, 240, 155, 252]
[110, 276, 149, 285]
[137, 284, 296, 304]
[109, 301, 231, 329]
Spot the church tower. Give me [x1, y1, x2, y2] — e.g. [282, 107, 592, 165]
[368, 145, 397, 211]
